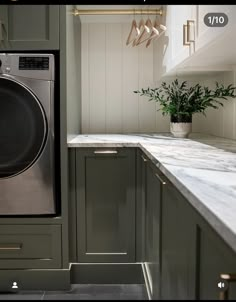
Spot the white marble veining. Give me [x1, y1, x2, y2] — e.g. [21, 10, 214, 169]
[68, 133, 236, 253]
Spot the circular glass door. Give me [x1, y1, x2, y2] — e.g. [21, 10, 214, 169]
[0, 77, 47, 178]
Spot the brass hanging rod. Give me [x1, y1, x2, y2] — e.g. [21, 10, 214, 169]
[72, 9, 163, 16]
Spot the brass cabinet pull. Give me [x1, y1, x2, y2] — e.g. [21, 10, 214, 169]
[86, 252, 127, 255]
[94, 150, 118, 154]
[0, 243, 22, 250]
[183, 20, 195, 46]
[219, 273, 236, 300]
[155, 173, 166, 185]
[183, 24, 190, 46]
[187, 20, 195, 42]
[141, 155, 148, 162]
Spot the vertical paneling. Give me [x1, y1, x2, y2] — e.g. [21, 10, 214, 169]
[81, 21, 236, 138]
[192, 113, 205, 133]
[81, 21, 162, 134]
[203, 76, 224, 137]
[222, 71, 236, 139]
[194, 72, 236, 139]
[122, 23, 139, 132]
[138, 42, 157, 132]
[155, 107, 170, 133]
[89, 24, 106, 133]
[175, 73, 235, 139]
[66, 7, 81, 135]
[106, 24, 123, 133]
[81, 24, 90, 133]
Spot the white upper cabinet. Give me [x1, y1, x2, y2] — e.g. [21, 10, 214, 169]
[162, 5, 196, 75]
[195, 5, 234, 52]
[161, 5, 236, 76]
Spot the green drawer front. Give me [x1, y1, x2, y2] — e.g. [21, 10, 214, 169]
[0, 225, 61, 269]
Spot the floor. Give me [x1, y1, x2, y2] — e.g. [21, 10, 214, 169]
[0, 284, 148, 300]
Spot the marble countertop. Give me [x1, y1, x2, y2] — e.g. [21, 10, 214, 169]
[68, 132, 236, 254]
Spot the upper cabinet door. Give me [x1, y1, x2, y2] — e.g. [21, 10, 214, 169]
[170, 5, 196, 67]
[194, 5, 234, 52]
[0, 5, 59, 50]
[163, 5, 196, 74]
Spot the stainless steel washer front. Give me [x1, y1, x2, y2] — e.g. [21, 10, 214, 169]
[0, 53, 56, 215]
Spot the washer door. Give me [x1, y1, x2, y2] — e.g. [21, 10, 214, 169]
[0, 77, 47, 178]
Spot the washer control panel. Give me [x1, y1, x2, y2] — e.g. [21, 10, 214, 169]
[19, 56, 49, 70]
[0, 53, 54, 81]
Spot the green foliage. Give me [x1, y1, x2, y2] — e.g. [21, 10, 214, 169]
[134, 79, 236, 117]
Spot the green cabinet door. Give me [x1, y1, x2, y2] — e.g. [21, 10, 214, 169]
[197, 217, 236, 300]
[0, 224, 61, 269]
[0, 5, 59, 50]
[160, 176, 236, 300]
[136, 150, 147, 262]
[76, 148, 136, 263]
[145, 161, 163, 300]
[161, 180, 196, 300]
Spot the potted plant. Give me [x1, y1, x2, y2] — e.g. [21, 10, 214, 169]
[134, 79, 236, 138]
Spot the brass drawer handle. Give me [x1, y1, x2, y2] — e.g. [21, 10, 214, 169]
[219, 273, 236, 300]
[94, 150, 118, 154]
[155, 173, 166, 185]
[0, 243, 22, 250]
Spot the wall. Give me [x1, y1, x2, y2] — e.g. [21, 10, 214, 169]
[159, 72, 236, 139]
[153, 27, 236, 140]
[80, 14, 236, 138]
[81, 21, 170, 134]
[66, 5, 81, 137]
[191, 71, 236, 140]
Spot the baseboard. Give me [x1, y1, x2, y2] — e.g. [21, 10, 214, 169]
[0, 263, 147, 292]
[70, 263, 145, 284]
[0, 269, 70, 292]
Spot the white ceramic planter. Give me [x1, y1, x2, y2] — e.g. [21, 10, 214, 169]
[170, 122, 192, 138]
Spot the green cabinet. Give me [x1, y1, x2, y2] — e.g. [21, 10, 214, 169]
[136, 150, 147, 262]
[159, 165, 236, 300]
[196, 216, 236, 300]
[0, 5, 59, 50]
[0, 225, 61, 269]
[144, 160, 163, 300]
[138, 149, 236, 300]
[161, 180, 196, 300]
[76, 148, 136, 263]
[137, 151, 196, 300]
[68, 147, 236, 299]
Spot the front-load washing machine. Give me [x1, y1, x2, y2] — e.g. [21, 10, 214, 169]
[0, 53, 57, 215]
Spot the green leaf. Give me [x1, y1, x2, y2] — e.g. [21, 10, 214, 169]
[133, 78, 236, 117]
